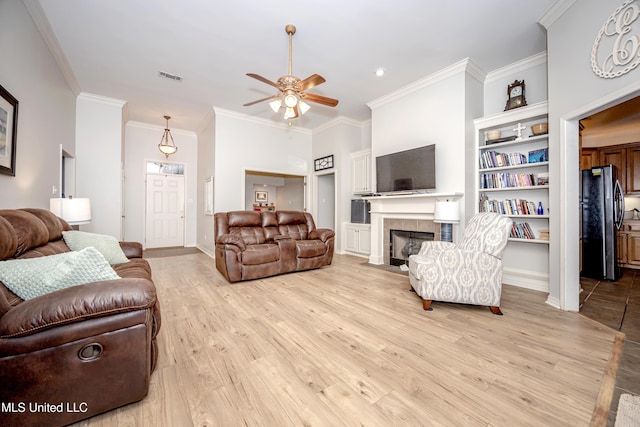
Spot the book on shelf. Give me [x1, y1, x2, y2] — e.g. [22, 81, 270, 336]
[480, 172, 539, 189]
[537, 172, 549, 185]
[479, 150, 528, 169]
[510, 222, 536, 239]
[478, 194, 542, 216]
[528, 148, 548, 163]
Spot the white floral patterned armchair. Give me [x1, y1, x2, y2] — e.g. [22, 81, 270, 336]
[408, 212, 513, 314]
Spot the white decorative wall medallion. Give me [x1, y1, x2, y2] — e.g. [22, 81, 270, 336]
[591, 0, 640, 79]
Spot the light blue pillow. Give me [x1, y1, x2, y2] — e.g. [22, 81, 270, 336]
[0, 247, 120, 300]
[62, 230, 129, 265]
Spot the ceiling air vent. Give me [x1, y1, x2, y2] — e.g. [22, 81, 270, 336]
[158, 71, 183, 82]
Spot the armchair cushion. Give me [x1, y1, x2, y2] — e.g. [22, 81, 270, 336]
[63, 230, 130, 265]
[0, 247, 120, 300]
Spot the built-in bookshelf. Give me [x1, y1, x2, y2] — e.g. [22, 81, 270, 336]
[474, 101, 550, 291]
[475, 102, 549, 245]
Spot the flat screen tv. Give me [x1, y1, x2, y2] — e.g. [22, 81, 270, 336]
[375, 144, 436, 194]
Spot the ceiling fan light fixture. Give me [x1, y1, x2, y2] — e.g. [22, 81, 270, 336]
[284, 107, 296, 119]
[284, 92, 298, 108]
[158, 115, 178, 158]
[298, 100, 311, 115]
[269, 99, 282, 112]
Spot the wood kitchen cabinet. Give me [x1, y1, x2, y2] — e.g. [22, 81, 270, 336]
[625, 145, 640, 193]
[599, 146, 626, 191]
[583, 142, 640, 194]
[618, 220, 640, 268]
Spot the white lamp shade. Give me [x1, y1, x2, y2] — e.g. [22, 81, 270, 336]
[50, 198, 92, 225]
[433, 201, 460, 223]
[269, 99, 282, 112]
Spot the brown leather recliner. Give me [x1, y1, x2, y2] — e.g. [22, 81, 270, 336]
[0, 209, 161, 427]
[214, 210, 334, 282]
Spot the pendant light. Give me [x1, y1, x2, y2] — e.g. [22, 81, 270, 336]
[158, 115, 178, 158]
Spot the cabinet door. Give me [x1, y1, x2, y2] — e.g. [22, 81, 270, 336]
[344, 226, 359, 252]
[352, 153, 370, 194]
[618, 232, 627, 264]
[627, 234, 640, 266]
[626, 146, 640, 194]
[358, 228, 371, 254]
[599, 147, 626, 192]
[580, 148, 598, 170]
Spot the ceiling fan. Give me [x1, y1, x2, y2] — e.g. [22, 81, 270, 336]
[243, 24, 339, 120]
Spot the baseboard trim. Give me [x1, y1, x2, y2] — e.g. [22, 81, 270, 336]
[196, 244, 215, 259]
[503, 267, 549, 292]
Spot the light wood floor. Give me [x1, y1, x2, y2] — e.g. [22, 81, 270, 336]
[76, 252, 620, 427]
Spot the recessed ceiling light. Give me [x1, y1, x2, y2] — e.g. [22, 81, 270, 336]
[375, 68, 386, 77]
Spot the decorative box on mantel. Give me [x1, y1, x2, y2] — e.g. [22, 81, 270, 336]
[363, 192, 463, 265]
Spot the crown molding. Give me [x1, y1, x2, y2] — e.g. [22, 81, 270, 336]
[77, 92, 127, 108]
[538, 0, 577, 30]
[23, 0, 81, 95]
[312, 116, 371, 133]
[212, 107, 312, 135]
[367, 58, 485, 110]
[484, 51, 548, 84]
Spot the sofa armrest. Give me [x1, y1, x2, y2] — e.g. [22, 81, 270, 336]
[120, 241, 143, 259]
[216, 233, 246, 251]
[0, 278, 156, 339]
[309, 228, 335, 243]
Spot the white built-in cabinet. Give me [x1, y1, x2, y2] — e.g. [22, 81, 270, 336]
[343, 223, 371, 255]
[351, 149, 372, 194]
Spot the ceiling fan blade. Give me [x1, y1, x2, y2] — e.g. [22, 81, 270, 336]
[243, 94, 280, 107]
[296, 74, 326, 91]
[246, 73, 281, 90]
[300, 92, 339, 107]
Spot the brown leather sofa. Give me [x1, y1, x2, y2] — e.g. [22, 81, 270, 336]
[215, 210, 334, 282]
[0, 208, 161, 427]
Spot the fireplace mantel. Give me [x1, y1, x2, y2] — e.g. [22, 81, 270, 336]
[363, 192, 463, 264]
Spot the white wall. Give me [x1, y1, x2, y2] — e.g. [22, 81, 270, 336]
[312, 119, 371, 251]
[75, 93, 125, 237]
[0, 1, 75, 209]
[484, 53, 549, 116]
[213, 109, 312, 213]
[124, 120, 199, 247]
[196, 110, 215, 256]
[368, 62, 478, 221]
[545, 0, 640, 310]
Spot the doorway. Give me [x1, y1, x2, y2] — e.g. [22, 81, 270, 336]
[316, 172, 335, 230]
[245, 170, 306, 212]
[145, 161, 185, 249]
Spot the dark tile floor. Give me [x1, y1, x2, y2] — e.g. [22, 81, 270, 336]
[580, 268, 640, 426]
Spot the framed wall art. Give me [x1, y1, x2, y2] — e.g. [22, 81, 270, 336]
[314, 155, 334, 171]
[255, 191, 268, 202]
[0, 84, 18, 176]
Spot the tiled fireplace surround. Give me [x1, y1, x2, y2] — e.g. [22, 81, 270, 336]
[364, 192, 462, 265]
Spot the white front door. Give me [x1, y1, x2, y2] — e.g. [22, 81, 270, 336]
[145, 174, 185, 248]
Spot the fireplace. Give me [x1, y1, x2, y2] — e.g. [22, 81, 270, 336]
[382, 217, 439, 266]
[389, 230, 434, 266]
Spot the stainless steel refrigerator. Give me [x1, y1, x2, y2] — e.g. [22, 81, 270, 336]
[581, 165, 624, 280]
